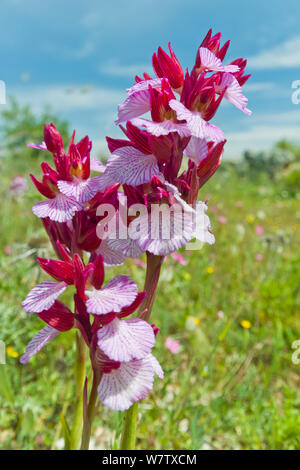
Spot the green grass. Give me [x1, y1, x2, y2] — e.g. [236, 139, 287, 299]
[0, 156, 300, 450]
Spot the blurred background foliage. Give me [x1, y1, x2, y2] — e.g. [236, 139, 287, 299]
[0, 99, 299, 450]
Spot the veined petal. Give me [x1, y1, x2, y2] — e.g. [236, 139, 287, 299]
[97, 317, 155, 362]
[32, 193, 82, 222]
[184, 136, 208, 165]
[148, 354, 164, 379]
[169, 101, 224, 142]
[131, 117, 190, 138]
[96, 239, 126, 267]
[131, 207, 194, 256]
[22, 280, 67, 313]
[127, 78, 162, 95]
[107, 237, 145, 258]
[85, 275, 138, 315]
[97, 353, 163, 411]
[57, 176, 104, 204]
[219, 73, 252, 115]
[116, 89, 151, 124]
[90, 157, 106, 173]
[199, 47, 239, 73]
[103, 146, 159, 187]
[20, 325, 59, 364]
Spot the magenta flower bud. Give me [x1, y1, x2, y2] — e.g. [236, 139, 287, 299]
[152, 42, 184, 91]
[44, 123, 63, 154]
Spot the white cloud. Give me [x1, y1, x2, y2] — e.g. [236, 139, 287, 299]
[99, 59, 152, 78]
[248, 36, 300, 69]
[244, 82, 276, 92]
[9, 84, 124, 113]
[225, 110, 300, 157]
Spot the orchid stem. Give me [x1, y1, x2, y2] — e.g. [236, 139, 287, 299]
[120, 253, 164, 450]
[120, 402, 139, 450]
[80, 369, 101, 450]
[70, 332, 87, 450]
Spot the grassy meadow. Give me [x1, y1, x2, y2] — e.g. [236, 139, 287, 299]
[0, 140, 300, 450]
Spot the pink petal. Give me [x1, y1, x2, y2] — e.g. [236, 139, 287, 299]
[184, 137, 208, 165]
[164, 337, 181, 354]
[219, 73, 251, 115]
[127, 78, 162, 95]
[199, 47, 239, 73]
[85, 275, 138, 315]
[171, 252, 187, 266]
[116, 89, 151, 124]
[27, 141, 47, 151]
[32, 193, 82, 222]
[103, 146, 159, 187]
[90, 157, 106, 173]
[97, 317, 155, 362]
[130, 206, 195, 256]
[22, 280, 67, 313]
[107, 237, 145, 258]
[96, 239, 126, 267]
[148, 354, 164, 379]
[25, 285, 65, 316]
[169, 100, 225, 142]
[131, 117, 190, 138]
[20, 325, 59, 364]
[57, 176, 104, 204]
[97, 353, 162, 411]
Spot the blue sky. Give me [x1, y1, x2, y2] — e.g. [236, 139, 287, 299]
[0, 0, 300, 158]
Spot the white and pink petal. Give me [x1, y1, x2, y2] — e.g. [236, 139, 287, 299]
[130, 207, 195, 256]
[169, 101, 224, 142]
[127, 78, 162, 95]
[199, 47, 239, 73]
[32, 193, 82, 222]
[97, 317, 155, 362]
[184, 137, 208, 165]
[20, 325, 60, 364]
[57, 176, 104, 204]
[90, 157, 106, 173]
[22, 280, 67, 313]
[115, 89, 151, 124]
[97, 353, 163, 411]
[85, 275, 138, 315]
[218, 73, 251, 115]
[102, 146, 159, 187]
[131, 117, 190, 138]
[96, 239, 126, 267]
[107, 237, 145, 259]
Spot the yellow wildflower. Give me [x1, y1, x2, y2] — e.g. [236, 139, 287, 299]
[240, 320, 251, 329]
[6, 346, 19, 358]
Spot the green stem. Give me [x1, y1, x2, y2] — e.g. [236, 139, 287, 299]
[120, 252, 164, 450]
[80, 369, 101, 450]
[120, 402, 139, 450]
[70, 333, 87, 450]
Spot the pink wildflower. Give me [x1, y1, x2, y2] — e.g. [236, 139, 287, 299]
[164, 337, 181, 354]
[255, 225, 264, 235]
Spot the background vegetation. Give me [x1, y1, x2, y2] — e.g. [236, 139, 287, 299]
[0, 99, 299, 450]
